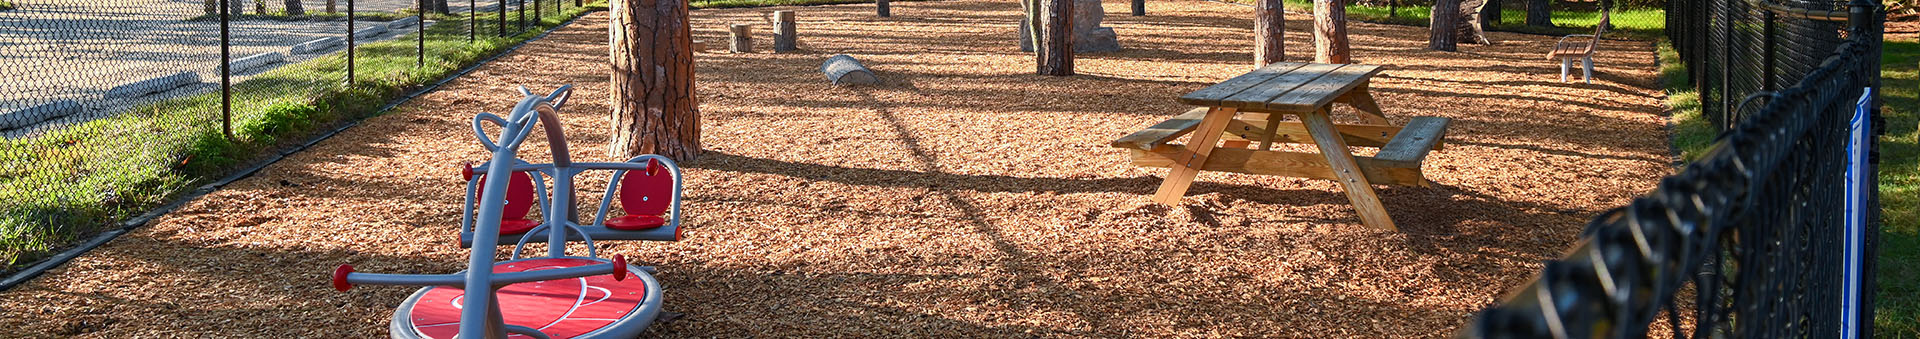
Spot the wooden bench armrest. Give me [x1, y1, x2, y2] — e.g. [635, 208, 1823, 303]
[1111, 107, 1213, 150]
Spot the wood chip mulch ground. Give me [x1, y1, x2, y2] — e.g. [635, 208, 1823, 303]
[0, 0, 1672, 337]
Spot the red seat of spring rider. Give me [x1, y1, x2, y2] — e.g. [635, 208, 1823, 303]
[404, 258, 648, 339]
[607, 159, 672, 231]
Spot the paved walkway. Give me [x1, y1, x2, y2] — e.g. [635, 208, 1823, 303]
[0, 0, 534, 135]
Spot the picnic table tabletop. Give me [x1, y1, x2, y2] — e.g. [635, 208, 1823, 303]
[1177, 62, 1384, 113]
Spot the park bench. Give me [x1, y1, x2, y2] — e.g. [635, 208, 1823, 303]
[1113, 62, 1451, 230]
[1547, 11, 1611, 83]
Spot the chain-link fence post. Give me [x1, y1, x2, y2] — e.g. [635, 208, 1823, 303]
[347, 0, 357, 84]
[220, 0, 234, 140]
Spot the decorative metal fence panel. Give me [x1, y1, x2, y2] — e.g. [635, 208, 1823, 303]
[1466, 0, 1886, 337]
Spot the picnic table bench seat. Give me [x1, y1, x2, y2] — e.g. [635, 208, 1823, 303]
[1111, 107, 1450, 187]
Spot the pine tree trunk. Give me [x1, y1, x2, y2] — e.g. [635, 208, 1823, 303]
[285, 0, 304, 15]
[610, 0, 701, 161]
[434, 0, 450, 14]
[1254, 0, 1284, 66]
[1480, 0, 1501, 33]
[1525, 0, 1550, 27]
[1312, 0, 1350, 63]
[1036, 0, 1072, 75]
[1429, 0, 1459, 51]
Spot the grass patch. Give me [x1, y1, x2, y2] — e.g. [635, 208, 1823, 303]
[690, 0, 913, 9]
[0, 1, 15, 11]
[1658, 41, 1716, 161]
[1264, 0, 1666, 40]
[1873, 37, 1918, 339]
[0, 2, 606, 273]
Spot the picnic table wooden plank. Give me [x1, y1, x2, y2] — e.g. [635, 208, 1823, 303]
[1264, 64, 1382, 112]
[1300, 109, 1397, 230]
[1177, 63, 1307, 107]
[1372, 116, 1451, 168]
[1110, 107, 1212, 150]
[1216, 63, 1343, 112]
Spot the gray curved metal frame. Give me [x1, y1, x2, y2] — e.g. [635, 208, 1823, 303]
[334, 85, 681, 339]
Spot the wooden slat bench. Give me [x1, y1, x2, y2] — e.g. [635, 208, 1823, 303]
[1113, 62, 1453, 231]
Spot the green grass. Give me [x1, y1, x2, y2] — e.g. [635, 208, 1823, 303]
[1657, 41, 1717, 161]
[690, 0, 909, 9]
[0, 2, 606, 273]
[1269, 0, 1667, 39]
[0, 0, 15, 11]
[1872, 37, 1918, 339]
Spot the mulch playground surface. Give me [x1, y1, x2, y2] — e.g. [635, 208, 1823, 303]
[0, 0, 1672, 337]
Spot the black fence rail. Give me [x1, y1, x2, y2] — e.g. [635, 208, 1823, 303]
[1462, 0, 1886, 338]
[0, 0, 585, 271]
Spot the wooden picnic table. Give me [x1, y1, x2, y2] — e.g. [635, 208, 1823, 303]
[1111, 62, 1451, 231]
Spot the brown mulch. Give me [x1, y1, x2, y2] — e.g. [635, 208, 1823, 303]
[0, 0, 1672, 337]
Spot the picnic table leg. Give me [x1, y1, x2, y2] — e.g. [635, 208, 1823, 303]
[1344, 85, 1391, 125]
[1152, 106, 1238, 204]
[1300, 109, 1398, 231]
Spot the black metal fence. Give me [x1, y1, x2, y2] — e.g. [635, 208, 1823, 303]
[1463, 0, 1886, 338]
[0, 0, 586, 270]
[1666, 0, 1863, 130]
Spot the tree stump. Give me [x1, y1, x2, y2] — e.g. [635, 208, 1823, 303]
[1525, 0, 1550, 27]
[1036, 0, 1073, 75]
[729, 24, 752, 53]
[1131, 0, 1145, 16]
[610, 0, 700, 161]
[1429, 0, 1459, 51]
[1254, 0, 1283, 66]
[1312, 0, 1350, 63]
[773, 11, 796, 52]
[877, 0, 890, 17]
[820, 55, 879, 85]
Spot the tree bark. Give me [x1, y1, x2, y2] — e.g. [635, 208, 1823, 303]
[1458, 0, 1490, 44]
[1312, 0, 1350, 63]
[1525, 0, 1550, 27]
[610, 0, 701, 161]
[1429, 0, 1459, 51]
[433, 0, 451, 14]
[1036, 0, 1073, 75]
[326, 0, 336, 14]
[284, 0, 304, 15]
[1479, 0, 1501, 33]
[1254, 0, 1284, 66]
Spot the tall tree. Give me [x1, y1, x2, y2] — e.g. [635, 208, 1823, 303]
[610, 0, 701, 161]
[1429, 0, 1460, 51]
[1028, 0, 1073, 75]
[1312, 0, 1350, 63]
[1525, 0, 1550, 27]
[1254, 0, 1284, 66]
[1458, 0, 1490, 44]
[1479, 0, 1501, 34]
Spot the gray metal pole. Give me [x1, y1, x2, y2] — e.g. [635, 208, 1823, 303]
[221, 0, 232, 140]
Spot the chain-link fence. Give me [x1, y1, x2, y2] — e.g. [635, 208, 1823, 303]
[1463, 1, 1887, 338]
[1667, 0, 1861, 130]
[0, 0, 593, 272]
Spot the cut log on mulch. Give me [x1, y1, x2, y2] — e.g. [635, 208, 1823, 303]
[0, 1, 1676, 337]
